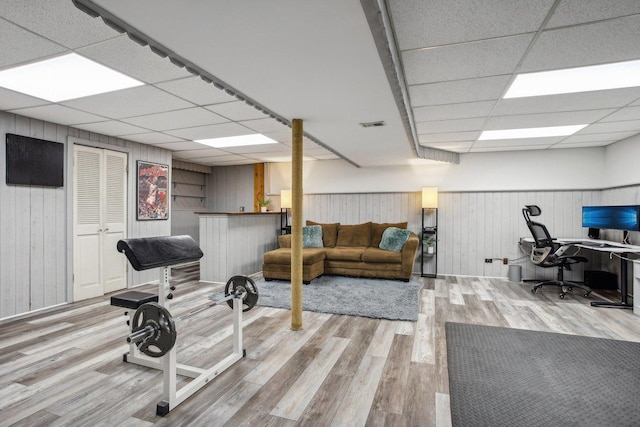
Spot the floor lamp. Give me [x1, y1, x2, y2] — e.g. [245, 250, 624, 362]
[421, 187, 438, 278]
[280, 189, 291, 234]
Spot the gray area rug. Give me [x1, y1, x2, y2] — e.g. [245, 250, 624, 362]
[253, 275, 423, 321]
[446, 322, 640, 427]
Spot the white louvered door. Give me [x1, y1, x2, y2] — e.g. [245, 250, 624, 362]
[73, 145, 127, 301]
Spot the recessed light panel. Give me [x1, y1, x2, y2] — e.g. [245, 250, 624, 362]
[0, 53, 143, 102]
[195, 134, 279, 148]
[505, 59, 640, 98]
[479, 125, 587, 140]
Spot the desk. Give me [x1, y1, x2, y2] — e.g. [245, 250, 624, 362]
[521, 237, 640, 311]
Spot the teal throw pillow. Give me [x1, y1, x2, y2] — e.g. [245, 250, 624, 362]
[379, 227, 411, 252]
[302, 225, 323, 248]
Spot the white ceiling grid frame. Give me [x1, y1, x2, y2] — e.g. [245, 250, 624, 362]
[387, 0, 640, 153]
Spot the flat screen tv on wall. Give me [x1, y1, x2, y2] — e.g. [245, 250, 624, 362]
[5, 133, 64, 187]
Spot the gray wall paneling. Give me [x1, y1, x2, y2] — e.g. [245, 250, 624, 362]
[171, 168, 206, 244]
[206, 165, 254, 212]
[0, 111, 172, 319]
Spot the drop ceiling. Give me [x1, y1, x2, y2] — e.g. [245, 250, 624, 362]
[1, 0, 640, 167]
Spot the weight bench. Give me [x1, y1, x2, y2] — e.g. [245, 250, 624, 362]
[114, 235, 248, 417]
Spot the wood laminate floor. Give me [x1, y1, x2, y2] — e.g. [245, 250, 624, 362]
[1, 265, 638, 426]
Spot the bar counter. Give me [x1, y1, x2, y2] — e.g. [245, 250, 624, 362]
[196, 212, 281, 283]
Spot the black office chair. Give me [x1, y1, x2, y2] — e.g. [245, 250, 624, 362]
[522, 205, 592, 299]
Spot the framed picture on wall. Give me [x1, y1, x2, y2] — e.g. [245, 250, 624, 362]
[137, 161, 169, 220]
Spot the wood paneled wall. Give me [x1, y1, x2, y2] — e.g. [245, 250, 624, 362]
[299, 189, 604, 279]
[0, 111, 171, 319]
[171, 168, 206, 244]
[206, 165, 255, 212]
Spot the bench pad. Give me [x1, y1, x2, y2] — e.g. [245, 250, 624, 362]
[117, 235, 203, 271]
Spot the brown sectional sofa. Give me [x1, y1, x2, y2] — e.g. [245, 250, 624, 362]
[262, 221, 419, 283]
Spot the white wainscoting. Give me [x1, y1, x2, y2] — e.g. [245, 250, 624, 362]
[297, 190, 604, 279]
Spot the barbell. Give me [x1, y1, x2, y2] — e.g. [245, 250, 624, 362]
[127, 275, 258, 357]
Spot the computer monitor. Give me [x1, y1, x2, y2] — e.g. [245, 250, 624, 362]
[582, 205, 640, 232]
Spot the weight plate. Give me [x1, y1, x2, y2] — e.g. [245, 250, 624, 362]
[131, 302, 177, 358]
[225, 275, 259, 312]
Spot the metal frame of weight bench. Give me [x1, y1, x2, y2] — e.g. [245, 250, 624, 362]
[113, 235, 245, 417]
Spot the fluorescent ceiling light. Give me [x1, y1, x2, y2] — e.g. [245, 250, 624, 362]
[504, 59, 640, 98]
[196, 134, 279, 148]
[479, 125, 587, 140]
[0, 53, 143, 102]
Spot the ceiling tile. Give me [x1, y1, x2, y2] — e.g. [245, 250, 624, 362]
[0, 0, 119, 49]
[560, 131, 637, 143]
[484, 109, 616, 130]
[312, 154, 341, 160]
[152, 141, 212, 151]
[600, 106, 640, 122]
[262, 130, 293, 143]
[413, 101, 495, 122]
[155, 76, 236, 106]
[122, 107, 228, 130]
[165, 148, 228, 159]
[219, 142, 291, 154]
[421, 141, 473, 151]
[119, 132, 185, 144]
[409, 75, 510, 107]
[9, 104, 107, 125]
[577, 121, 640, 134]
[550, 141, 612, 149]
[173, 153, 247, 163]
[77, 35, 192, 84]
[520, 14, 640, 72]
[416, 118, 485, 134]
[0, 87, 48, 110]
[418, 131, 480, 143]
[163, 121, 254, 140]
[250, 153, 316, 162]
[239, 118, 290, 133]
[493, 87, 640, 116]
[546, 0, 640, 28]
[388, 0, 553, 50]
[74, 120, 148, 136]
[471, 145, 551, 152]
[205, 101, 269, 121]
[473, 136, 563, 147]
[0, 19, 66, 68]
[62, 85, 194, 119]
[402, 34, 533, 85]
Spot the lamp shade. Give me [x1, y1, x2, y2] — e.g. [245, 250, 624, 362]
[422, 187, 438, 208]
[280, 189, 292, 209]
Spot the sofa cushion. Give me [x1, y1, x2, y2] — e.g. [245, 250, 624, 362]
[302, 225, 323, 248]
[379, 227, 411, 252]
[306, 220, 339, 247]
[362, 247, 402, 263]
[336, 222, 372, 247]
[263, 248, 325, 265]
[371, 222, 408, 247]
[325, 246, 365, 262]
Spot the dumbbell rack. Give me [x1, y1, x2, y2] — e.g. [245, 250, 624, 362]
[122, 266, 245, 417]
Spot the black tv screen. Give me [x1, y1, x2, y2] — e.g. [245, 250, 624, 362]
[582, 205, 640, 232]
[6, 133, 64, 187]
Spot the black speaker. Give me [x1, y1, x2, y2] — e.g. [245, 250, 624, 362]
[588, 227, 600, 239]
[584, 270, 617, 290]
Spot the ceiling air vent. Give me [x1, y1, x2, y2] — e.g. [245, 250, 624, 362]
[360, 121, 385, 128]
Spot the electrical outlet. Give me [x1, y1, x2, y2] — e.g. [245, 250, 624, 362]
[485, 258, 493, 263]
[503, 258, 508, 265]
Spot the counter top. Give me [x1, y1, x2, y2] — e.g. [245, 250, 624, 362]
[195, 211, 282, 216]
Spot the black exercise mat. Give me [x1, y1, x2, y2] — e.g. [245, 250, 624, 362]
[446, 322, 640, 427]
